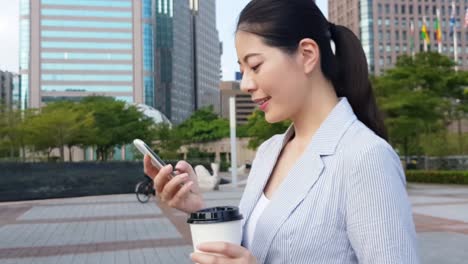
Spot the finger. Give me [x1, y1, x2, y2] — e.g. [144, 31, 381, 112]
[175, 160, 196, 176]
[196, 242, 246, 258]
[190, 252, 229, 264]
[143, 155, 159, 178]
[160, 173, 190, 202]
[153, 164, 173, 194]
[169, 181, 194, 207]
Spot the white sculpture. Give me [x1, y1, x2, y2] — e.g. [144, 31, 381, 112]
[195, 162, 220, 192]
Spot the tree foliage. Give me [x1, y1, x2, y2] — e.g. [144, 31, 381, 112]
[0, 96, 155, 161]
[373, 52, 468, 158]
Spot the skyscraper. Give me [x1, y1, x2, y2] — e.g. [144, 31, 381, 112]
[20, 0, 221, 124]
[0, 71, 16, 109]
[192, 0, 221, 115]
[154, 0, 221, 124]
[19, 0, 155, 109]
[328, 0, 468, 75]
[154, 0, 194, 124]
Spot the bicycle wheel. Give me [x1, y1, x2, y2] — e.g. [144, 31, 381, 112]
[135, 181, 151, 203]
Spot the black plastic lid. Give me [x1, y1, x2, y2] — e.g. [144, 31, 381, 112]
[187, 206, 243, 224]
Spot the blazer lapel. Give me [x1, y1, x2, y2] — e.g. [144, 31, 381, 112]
[250, 149, 324, 263]
[239, 126, 295, 233]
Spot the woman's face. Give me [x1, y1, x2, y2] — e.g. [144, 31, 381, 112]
[235, 30, 310, 123]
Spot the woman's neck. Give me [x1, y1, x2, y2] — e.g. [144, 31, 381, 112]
[290, 82, 339, 147]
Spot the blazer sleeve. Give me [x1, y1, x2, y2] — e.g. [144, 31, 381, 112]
[345, 142, 420, 263]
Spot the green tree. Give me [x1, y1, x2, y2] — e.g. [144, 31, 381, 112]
[80, 96, 154, 161]
[243, 110, 291, 149]
[373, 52, 467, 160]
[149, 123, 182, 160]
[175, 106, 229, 143]
[26, 101, 94, 162]
[0, 106, 32, 161]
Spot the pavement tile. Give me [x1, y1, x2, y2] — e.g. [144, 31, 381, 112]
[0, 183, 467, 263]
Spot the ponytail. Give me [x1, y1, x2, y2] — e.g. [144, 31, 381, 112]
[328, 24, 388, 140]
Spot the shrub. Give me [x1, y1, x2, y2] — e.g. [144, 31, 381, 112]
[406, 170, 468, 185]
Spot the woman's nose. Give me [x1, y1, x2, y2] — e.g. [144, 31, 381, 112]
[240, 73, 256, 93]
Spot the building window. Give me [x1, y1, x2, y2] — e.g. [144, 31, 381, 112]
[378, 3, 382, 14]
[409, 5, 413, 14]
[394, 4, 398, 14]
[385, 4, 390, 13]
[401, 5, 406, 14]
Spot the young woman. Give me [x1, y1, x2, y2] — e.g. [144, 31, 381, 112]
[144, 0, 420, 263]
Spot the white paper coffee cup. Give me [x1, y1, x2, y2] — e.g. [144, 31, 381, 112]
[187, 206, 243, 252]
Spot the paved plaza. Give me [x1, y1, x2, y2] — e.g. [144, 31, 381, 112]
[0, 183, 467, 263]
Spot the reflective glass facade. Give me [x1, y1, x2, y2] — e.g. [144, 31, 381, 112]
[359, 0, 374, 73]
[155, 0, 175, 119]
[19, 0, 29, 109]
[20, 0, 156, 107]
[193, 0, 221, 115]
[171, 0, 194, 124]
[142, 0, 155, 106]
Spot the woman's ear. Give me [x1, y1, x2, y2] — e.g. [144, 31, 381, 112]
[298, 38, 320, 75]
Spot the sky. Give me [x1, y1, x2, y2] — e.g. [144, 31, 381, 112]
[0, 0, 327, 81]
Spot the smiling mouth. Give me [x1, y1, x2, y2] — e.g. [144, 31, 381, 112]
[253, 96, 271, 105]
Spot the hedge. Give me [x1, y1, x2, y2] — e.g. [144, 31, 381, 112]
[406, 170, 468, 185]
[0, 160, 214, 202]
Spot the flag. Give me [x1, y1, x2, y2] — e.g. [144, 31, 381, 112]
[434, 18, 442, 44]
[421, 20, 430, 44]
[464, 8, 468, 28]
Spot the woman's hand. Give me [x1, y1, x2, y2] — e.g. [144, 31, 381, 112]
[190, 242, 258, 264]
[144, 155, 205, 213]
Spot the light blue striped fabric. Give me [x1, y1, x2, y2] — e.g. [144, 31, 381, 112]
[239, 98, 420, 263]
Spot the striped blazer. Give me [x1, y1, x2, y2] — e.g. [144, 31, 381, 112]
[239, 98, 420, 263]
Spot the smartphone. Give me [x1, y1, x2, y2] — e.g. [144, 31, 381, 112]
[133, 139, 177, 178]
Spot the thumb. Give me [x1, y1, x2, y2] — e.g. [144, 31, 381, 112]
[175, 160, 196, 176]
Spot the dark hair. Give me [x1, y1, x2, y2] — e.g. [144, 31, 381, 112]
[237, 0, 388, 140]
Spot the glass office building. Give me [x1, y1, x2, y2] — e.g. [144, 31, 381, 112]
[20, 0, 220, 124]
[19, 0, 154, 108]
[329, 0, 468, 75]
[154, 0, 220, 124]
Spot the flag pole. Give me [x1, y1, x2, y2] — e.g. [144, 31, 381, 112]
[423, 16, 428, 52]
[437, 9, 442, 53]
[410, 20, 415, 58]
[452, 1, 459, 71]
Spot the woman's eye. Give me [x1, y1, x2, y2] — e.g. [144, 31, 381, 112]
[252, 64, 261, 72]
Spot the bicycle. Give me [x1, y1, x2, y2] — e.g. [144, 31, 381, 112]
[135, 175, 155, 203]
